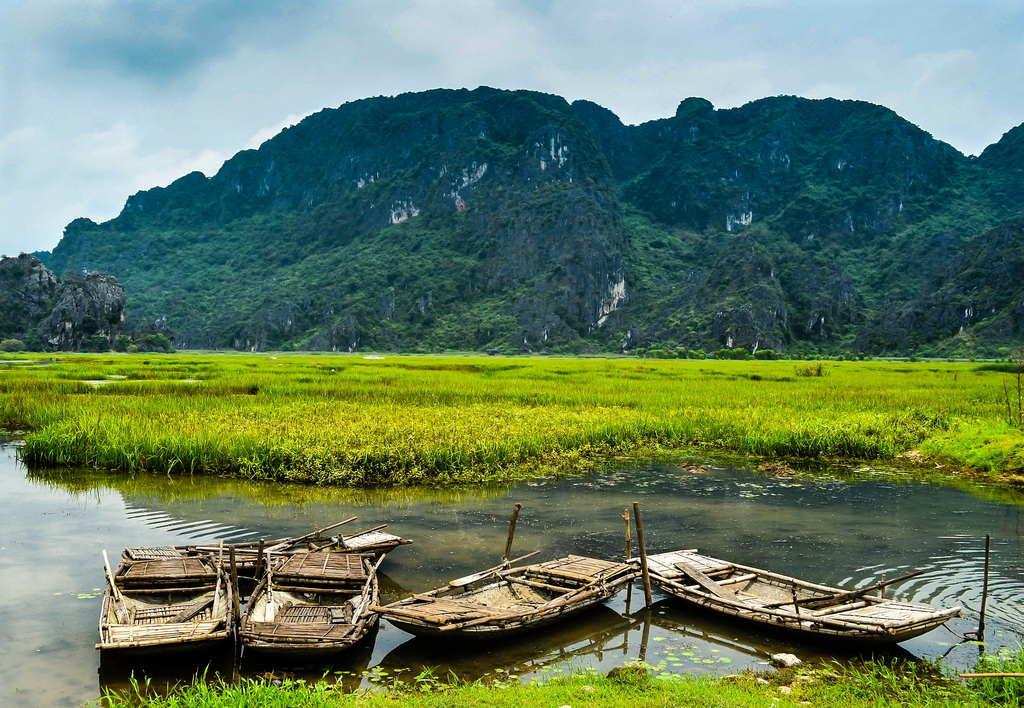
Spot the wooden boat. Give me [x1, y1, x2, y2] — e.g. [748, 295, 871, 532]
[637, 549, 961, 645]
[374, 554, 636, 640]
[239, 551, 381, 656]
[179, 520, 411, 580]
[97, 563, 234, 654]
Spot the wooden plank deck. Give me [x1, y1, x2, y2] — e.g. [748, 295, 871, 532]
[275, 552, 369, 583]
[119, 558, 215, 584]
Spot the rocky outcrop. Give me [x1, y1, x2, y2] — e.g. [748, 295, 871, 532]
[36, 273, 126, 350]
[0, 254, 59, 340]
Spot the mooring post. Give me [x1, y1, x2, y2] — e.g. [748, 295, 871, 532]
[503, 503, 522, 564]
[623, 508, 632, 560]
[881, 574, 886, 600]
[978, 533, 991, 639]
[254, 539, 265, 580]
[229, 545, 241, 626]
[633, 501, 653, 608]
[624, 508, 633, 612]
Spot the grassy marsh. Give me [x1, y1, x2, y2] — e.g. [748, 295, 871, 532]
[96, 661, 990, 708]
[2, 354, 1022, 486]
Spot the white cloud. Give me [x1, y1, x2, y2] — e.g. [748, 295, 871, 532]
[1, 0, 1023, 255]
[386, 0, 541, 82]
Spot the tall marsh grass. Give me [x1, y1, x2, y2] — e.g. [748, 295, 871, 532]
[3, 354, 1021, 485]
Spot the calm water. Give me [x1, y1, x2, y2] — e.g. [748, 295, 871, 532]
[1, 441, 1023, 707]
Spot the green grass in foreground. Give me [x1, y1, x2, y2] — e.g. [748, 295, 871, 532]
[2, 354, 1023, 486]
[96, 662, 994, 708]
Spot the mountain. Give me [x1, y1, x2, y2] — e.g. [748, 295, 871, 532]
[43, 87, 1024, 355]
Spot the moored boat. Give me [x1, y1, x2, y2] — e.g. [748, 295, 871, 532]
[374, 554, 636, 640]
[635, 549, 961, 644]
[97, 562, 234, 654]
[239, 552, 382, 656]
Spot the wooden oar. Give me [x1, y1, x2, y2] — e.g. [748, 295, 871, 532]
[763, 569, 930, 610]
[264, 553, 276, 622]
[449, 551, 541, 587]
[211, 540, 224, 621]
[352, 555, 387, 625]
[672, 559, 734, 600]
[266, 517, 358, 552]
[102, 549, 130, 624]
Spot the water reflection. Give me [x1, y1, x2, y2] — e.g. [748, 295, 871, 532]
[2, 445, 1023, 708]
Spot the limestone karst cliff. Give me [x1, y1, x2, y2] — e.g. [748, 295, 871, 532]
[42, 87, 1024, 355]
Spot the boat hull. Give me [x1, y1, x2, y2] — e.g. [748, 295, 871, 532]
[239, 554, 379, 658]
[640, 550, 961, 645]
[378, 555, 636, 641]
[97, 568, 235, 655]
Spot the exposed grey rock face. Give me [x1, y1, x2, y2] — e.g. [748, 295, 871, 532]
[0, 254, 59, 340]
[36, 272, 126, 350]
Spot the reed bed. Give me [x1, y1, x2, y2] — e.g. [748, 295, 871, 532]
[2, 354, 1021, 486]
[96, 661, 985, 708]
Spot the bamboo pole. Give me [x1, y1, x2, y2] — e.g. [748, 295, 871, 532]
[102, 549, 130, 624]
[504, 503, 522, 564]
[228, 546, 241, 626]
[960, 673, 1024, 678]
[254, 539, 265, 580]
[632, 502, 652, 608]
[211, 541, 224, 620]
[978, 533, 991, 638]
[623, 509, 632, 560]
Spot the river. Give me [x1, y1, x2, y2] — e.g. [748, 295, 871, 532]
[1, 441, 1021, 707]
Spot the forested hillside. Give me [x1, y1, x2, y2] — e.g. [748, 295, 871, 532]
[43, 87, 1024, 355]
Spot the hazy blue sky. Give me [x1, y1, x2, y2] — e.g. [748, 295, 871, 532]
[2, 0, 1022, 255]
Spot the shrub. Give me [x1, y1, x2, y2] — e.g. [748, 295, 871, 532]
[82, 334, 110, 352]
[795, 362, 827, 377]
[0, 338, 25, 352]
[754, 349, 778, 360]
[139, 333, 174, 353]
[113, 335, 131, 353]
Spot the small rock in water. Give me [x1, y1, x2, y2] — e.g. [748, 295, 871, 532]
[770, 652, 803, 668]
[579, 685, 596, 693]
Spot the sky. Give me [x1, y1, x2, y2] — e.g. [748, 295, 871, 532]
[1, 0, 1023, 256]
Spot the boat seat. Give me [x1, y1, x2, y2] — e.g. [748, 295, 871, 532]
[245, 622, 356, 641]
[132, 602, 211, 624]
[531, 556, 630, 584]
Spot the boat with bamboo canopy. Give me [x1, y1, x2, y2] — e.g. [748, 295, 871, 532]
[634, 549, 961, 644]
[239, 551, 383, 656]
[373, 554, 635, 640]
[97, 550, 235, 654]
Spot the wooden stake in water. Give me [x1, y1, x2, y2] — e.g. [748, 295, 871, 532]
[633, 501, 653, 608]
[623, 509, 632, 560]
[978, 533, 991, 639]
[255, 539, 265, 580]
[623, 508, 633, 612]
[228, 546, 241, 626]
[503, 503, 522, 565]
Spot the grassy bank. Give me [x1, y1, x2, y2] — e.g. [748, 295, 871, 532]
[2, 354, 1022, 485]
[96, 662, 1000, 708]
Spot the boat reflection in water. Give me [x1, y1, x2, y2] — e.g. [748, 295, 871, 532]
[379, 604, 635, 684]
